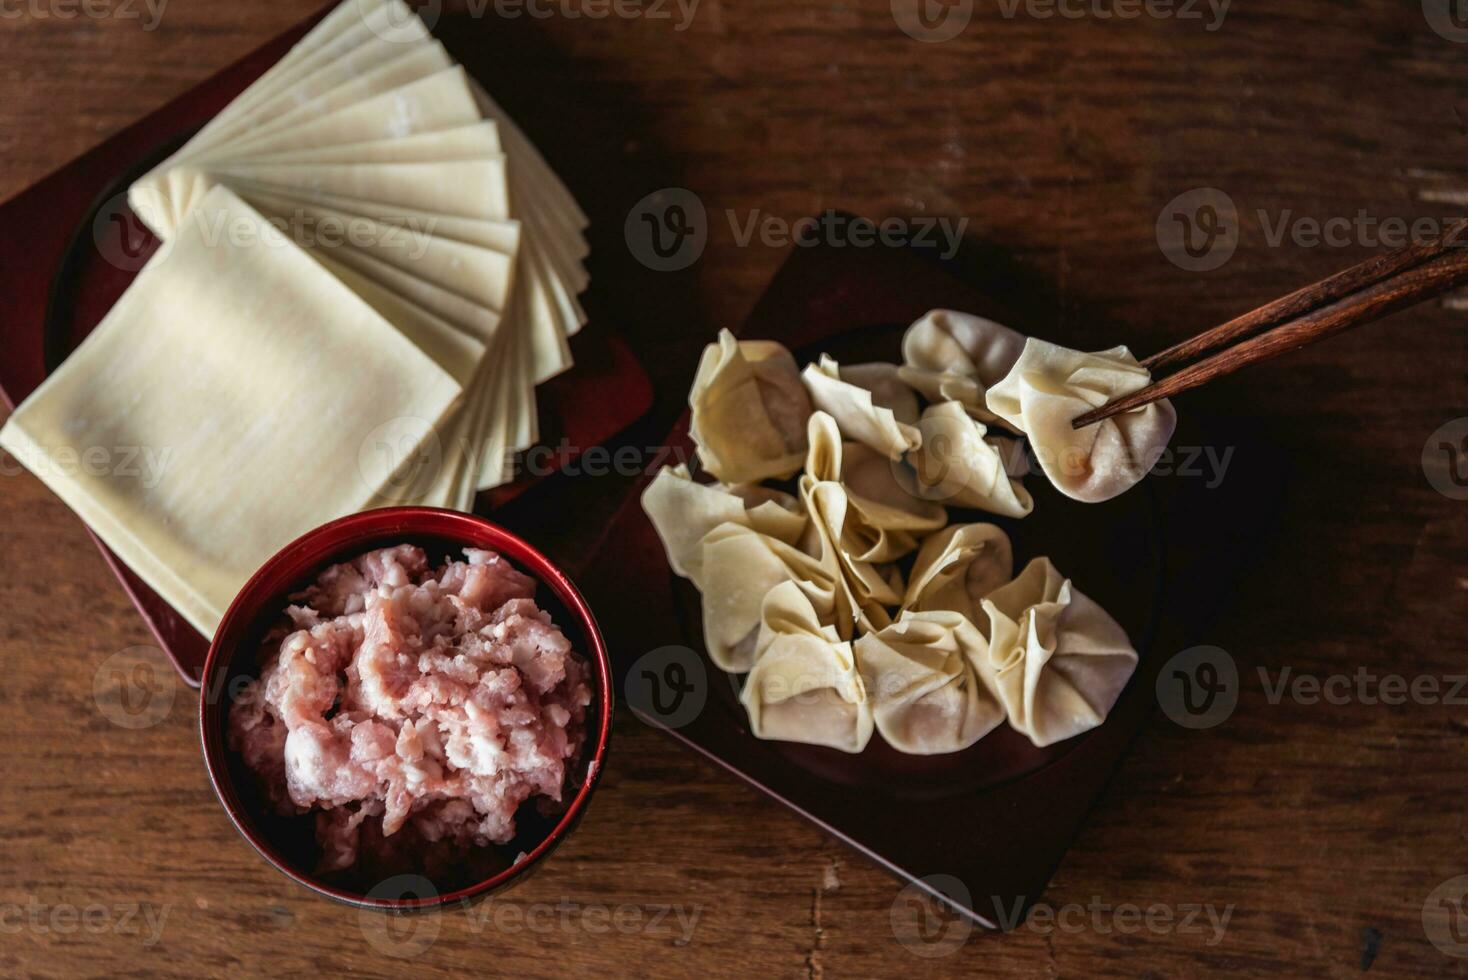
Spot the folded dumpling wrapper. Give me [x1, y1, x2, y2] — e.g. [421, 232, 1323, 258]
[692, 523, 839, 672]
[854, 610, 1006, 754]
[0, 186, 462, 637]
[900, 310, 1029, 425]
[980, 557, 1139, 747]
[907, 401, 1034, 518]
[902, 523, 1014, 620]
[741, 581, 874, 753]
[902, 309, 1029, 385]
[799, 479, 903, 636]
[689, 330, 812, 484]
[801, 355, 922, 460]
[804, 412, 946, 562]
[985, 338, 1176, 503]
[896, 365, 984, 417]
[641, 464, 806, 579]
[836, 362, 921, 425]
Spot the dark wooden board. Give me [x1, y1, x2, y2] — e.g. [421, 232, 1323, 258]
[582, 231, 1169, 929]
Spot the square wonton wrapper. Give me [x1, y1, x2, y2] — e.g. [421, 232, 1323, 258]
[124, 0, 588, 496]
[0, 186, 462, 637]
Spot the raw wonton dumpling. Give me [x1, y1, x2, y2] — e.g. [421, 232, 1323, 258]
[799, 479, 904, 635]
[692, 523, 838, 672]
[900, 310, 1029, 425]
[908, 402, 1034, 518]
[985, 338, 1177, 504]
[896, 366, 984, 417]
[805, 412, 946, 562]
[690, 330, 813, 484]
[902, 523, 1014, 619]
[837, 362, 921, 425]
[854, 610, 1006, 754]
[802, 355, 921, 460]
[641, 464, 805, 578]
[979, 557, 1139, 747]
[740, 581, 874, 753]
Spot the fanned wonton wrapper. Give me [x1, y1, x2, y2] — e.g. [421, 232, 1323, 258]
[641, 464, 805, 578]
[799, 479, 904, 636]
[908, 402, 1034, 518]
[740, 581, 874, 753]
[902, 523, 1014, 620]
[855, 610, 1005, 754]
[900, 310, 1029, 425]
[805, 412, 946, 562]
[692, 523, 838, 672]
[985, 338, 1177, 504]
[690, 330, 813, 484]
[802, 355, 922, 460]
[980, 557, 1139, 748]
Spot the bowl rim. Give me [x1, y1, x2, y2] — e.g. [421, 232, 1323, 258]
[198, 506, 615, 912]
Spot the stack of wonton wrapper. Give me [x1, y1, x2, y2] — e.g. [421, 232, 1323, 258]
[0, 0, 588, 638]
[644, 312, 1179, 755]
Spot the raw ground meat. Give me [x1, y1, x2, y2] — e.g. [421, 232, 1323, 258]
[228, 545, 593, 875]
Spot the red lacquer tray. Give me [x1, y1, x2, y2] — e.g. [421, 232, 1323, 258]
[581, 233, 1169, 932]
[0, 10, 651, 687]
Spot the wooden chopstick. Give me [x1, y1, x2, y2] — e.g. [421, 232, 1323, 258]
[1141, 218, 1468, 374]
[1071, 224, 1468, 430]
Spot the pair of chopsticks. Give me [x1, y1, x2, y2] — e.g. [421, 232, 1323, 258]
[1072, 218, 1468, 429]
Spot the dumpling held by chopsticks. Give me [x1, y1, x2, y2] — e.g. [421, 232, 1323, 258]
[986, 339, 1176, 503]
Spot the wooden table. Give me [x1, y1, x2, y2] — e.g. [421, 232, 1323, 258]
[3, 1, 1466, 976]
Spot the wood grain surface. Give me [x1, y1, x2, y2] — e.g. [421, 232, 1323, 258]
[3, 1, 1467, 977]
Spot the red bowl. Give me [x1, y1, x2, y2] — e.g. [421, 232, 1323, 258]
[199, 507, 614, 911]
